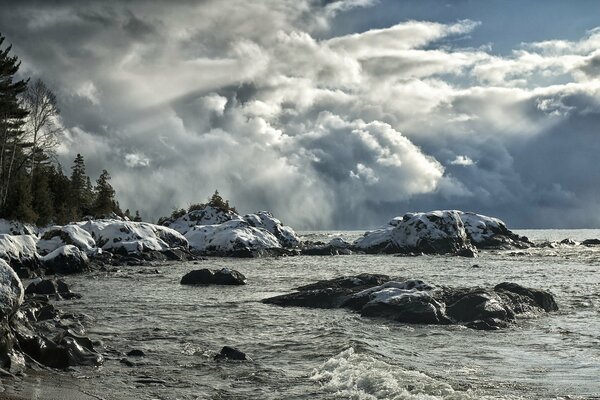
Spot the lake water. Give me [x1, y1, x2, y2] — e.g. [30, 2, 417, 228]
[5, 230, 600, 399]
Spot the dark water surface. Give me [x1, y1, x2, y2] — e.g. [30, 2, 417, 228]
[6, 230, 600, 399]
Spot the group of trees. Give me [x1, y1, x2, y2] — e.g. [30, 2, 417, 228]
[0, 33, 134, 225]
[160, 190, 237, 224]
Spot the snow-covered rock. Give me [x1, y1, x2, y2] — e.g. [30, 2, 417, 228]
[458, 211, 532, 249]
[41, 245, 90, 274]
[354, 210, 477, 256]
[0, 234, 40, 270]
[0, 219, 38, 236]
[243, 211, 300, 248]
[185, 219, 282, 257]
[37, 224, 96, 255]
[77, 219, 188, 254]
[0, 259, 24, 319]
[161, 206, 238, 235]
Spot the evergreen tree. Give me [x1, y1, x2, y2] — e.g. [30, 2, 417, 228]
[31, 166, 54, 225]
[134, 210, 142, 222]
[93, 169, 116, 217]
[4, 173, 37, 222]
[49, 164, 76, 224]
[0, 34, 29, 211]
[70, 153, 92, 218]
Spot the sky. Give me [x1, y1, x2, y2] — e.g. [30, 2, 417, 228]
[1, 0, 600, 229]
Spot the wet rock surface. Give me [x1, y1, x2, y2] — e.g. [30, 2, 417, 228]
[214, 346, 248, 361]
[180, 268, 247, 285]
[263, 274, 558, 330]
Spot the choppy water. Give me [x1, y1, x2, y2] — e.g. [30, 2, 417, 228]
[8, 230, 600, 399]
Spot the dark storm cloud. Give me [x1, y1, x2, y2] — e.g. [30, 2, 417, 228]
[2, 0, 600, 228]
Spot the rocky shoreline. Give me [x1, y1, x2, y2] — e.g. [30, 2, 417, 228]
[0, 207, 596, 384]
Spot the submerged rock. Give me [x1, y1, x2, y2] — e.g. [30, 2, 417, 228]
[263, 274, 557, 330]
[180, 268, 247, 285]
[214, 346, 248, 361]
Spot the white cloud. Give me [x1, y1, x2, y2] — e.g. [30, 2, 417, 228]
[450, 155, 475, 166]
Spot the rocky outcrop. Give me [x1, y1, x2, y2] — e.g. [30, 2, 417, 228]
[160, 206, 300, 257]
[184, 219, 284, 257]
[353, 210, 532, 255]
[79, 219, 188, 254]
[180, 268, 246, 285]
[354, 211, 478, 256]
[263, 274, 557, 330]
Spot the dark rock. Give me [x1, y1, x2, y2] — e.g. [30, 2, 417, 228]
[214, 346, 248, 361]
[560, 238, 578, 245]
[360, 295, 451, 324]
[180, 268, 246, 285]
[446, 290, 513, 322]
[263, 287, 355, 309]
[296, 273, 391, 291]
[582, 238, 600, 246]
[494, 282, 558, 312]
[25, 279, 78, 299]
[457, 248, 477, 258]
[263, 274, 558, 330]
[127, 349, 145, 357]
[42, 247, 90, 275]
[120, 358, 135, 367]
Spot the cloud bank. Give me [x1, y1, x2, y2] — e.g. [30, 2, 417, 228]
[2, 0, 600, 228]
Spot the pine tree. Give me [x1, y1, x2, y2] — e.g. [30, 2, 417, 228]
[70, 153, 91, 218]
[134, 210, 142, 222]
[93, 169, 116, 217]
[4, 173, 37, 222]
[49, 164, 76, 224]
[31, 166, 54, 225]
[0, 34, 29, 211]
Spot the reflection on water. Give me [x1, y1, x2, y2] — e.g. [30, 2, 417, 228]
[7, 230, 600, 399]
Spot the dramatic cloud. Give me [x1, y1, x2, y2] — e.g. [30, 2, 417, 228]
[2, 0, 600, 228]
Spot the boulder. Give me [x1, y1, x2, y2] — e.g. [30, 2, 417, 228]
[180, 268, 246, 285]
[41, 245, 90, 275]
[37, 224, 96, 255]
[0, 219, 38, 236]
[0, 234, 40, 277]
[0, 259, 24, 320]
[25, 278, 77, 299]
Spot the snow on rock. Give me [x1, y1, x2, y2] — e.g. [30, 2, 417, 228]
[243, 211, 300, 248]
[0, 234, 39, 268]
[0, 259, 24, 319]
[77, 219, 188, 254]
[185, 219, 281, 257]
[161, 206, 238, 235]
[41, 245, 90, 274]
[0, 219, 38, 236]
[354, 210, 477, 256]
[458, 211, 532, 249]
[37, 224, 96, 255]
